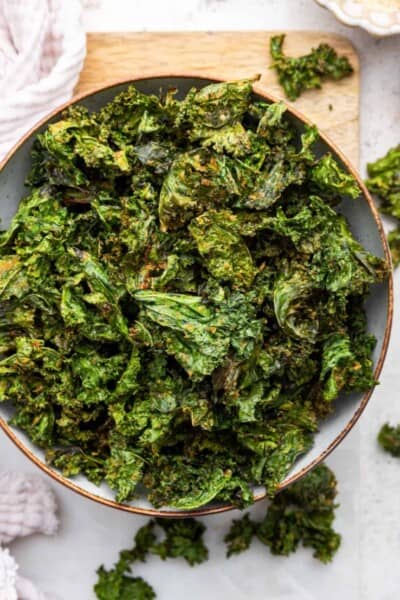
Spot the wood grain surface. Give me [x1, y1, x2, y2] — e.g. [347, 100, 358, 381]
[76, 31, 359, 165]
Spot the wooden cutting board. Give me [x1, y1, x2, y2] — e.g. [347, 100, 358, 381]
[75, 32, 359, 165]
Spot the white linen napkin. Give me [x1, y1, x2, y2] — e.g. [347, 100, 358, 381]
[0, 0, 86, 162]
[0, 473, 58, 600]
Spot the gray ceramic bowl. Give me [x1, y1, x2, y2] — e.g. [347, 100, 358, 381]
[0, 76, 393, 516]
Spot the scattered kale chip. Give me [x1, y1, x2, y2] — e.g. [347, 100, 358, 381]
[224, 464, 341, 564]
[387, 228, 400, 267]
[378, 423, 400, 457]
[95, 522, 157, 600]
[94, 518, 208, 599]
[270, 34, 353, 101]
[95, 567, 155, 600]
[366, 145, 400, 266]
[0, 78, 387, 510]
[257, 463, 341, 563]
[224, 513, 256, 557]
[152, 518, 208, 565]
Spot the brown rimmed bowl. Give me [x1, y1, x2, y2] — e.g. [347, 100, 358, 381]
[0, 75, 393, 517]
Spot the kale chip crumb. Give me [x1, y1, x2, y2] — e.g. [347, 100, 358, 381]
[270, 34, 353, 101]
[94, 518, 208, 599]
[378, 423, 400, 457]
[225, 464, 341, 564]
[366, 145, 400, 267]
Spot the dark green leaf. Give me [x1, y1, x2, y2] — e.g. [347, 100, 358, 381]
[270, 34, 353, 101]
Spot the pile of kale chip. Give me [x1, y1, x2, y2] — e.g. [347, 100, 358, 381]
[0, 79, 388, 509]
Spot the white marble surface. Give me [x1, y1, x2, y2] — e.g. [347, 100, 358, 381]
[2, 1, 400, 599]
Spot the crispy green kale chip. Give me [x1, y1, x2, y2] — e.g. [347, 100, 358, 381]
[367, 145, 400, 218]
[94, 518, 208, 599]
[224, 513, 256, 557]
[224, 464, 341, 563]
[152, 518, 208, 565]
[95, 522, 157, 600]
[95, 567, 155, 600]
[257, 463, 341, 563]
[0, 78, 387, 510]
[270, 34, 353, 101]
[366, 145, 400, 266]
[378, 423, 400, 457]
[388, 228, 400, 266]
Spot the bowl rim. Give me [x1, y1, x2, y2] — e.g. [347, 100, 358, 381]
[0, 73, 393, 517]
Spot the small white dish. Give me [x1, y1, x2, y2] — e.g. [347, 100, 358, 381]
[315, 0, 400, 36]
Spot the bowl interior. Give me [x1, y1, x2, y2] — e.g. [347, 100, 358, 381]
[0, 77, 392, 516]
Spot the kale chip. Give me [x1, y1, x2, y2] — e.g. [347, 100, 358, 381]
[0, 78, 387, 510]
[270, 34, 353, 101]
[378, 423, 400, 457]
[94, 518, 208, 599]
[257, 463, 341, 563]
[224, 513, 256, 557]
[95, 568, 155, 600]
[224, 464, 341, 564]
[366, 145, 400, 267]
